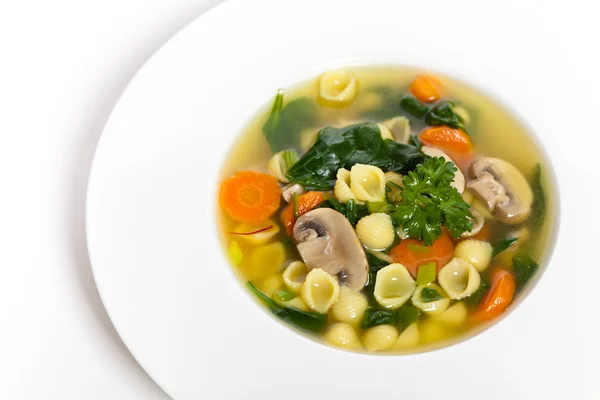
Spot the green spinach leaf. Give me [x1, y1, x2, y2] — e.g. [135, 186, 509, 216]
[364, 252, 389, 300]
[409, 134, 422, 150]
[400, 95, 430, 117]
[360, 307, 395, 329]
[491, 237, 518, 258]
[420, 287, 443, 302]
[464, 279, 490, 308]
[531, 164, 546, 231]
[396, 304, 421, 331]
[512, 255, 539, 291]
[426, 101, 465, 130]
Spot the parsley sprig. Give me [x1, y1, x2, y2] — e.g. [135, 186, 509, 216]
[391, 157, 473, 245]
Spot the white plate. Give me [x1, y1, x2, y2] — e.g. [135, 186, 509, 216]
[87, 0, 598, 398]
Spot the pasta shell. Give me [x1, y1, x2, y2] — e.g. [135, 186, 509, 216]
[267, 150, 293, 183]
[247, 242, 286, 281]
[382, 116, 411, 143]
[454, 240, 492, 272]
[324, 323, 362, 350]
[385, 171, 404, 203]
[301, 268, 341, 313]
[350, 164, 386, 202]
[420, 321, 451, 344]
[438, 258, 481, 300]
[299, 128, 319, 152]
[356, 213, 395, 250]
[377, 123, 394, 140]
[275, 296, 309, 312]
[233, 220, 280, 246]
[282, 261, 308, 293]
[258, 275, 283, 298]
[362, 325, 398, 352]
[433, 302, 468, 327]
[393, 323, 419, 349]
[319, 69, 357, 103]
[367, 250, 394, 264]
[331, 286, 368, 327]
[334, 168, 359, 204]
[411, 283, 450, 315]
[421, 146, 465, 193]
[374, 263, 416, 309]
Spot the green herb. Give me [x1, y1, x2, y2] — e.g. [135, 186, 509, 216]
[531, 164, 546, 231]
[391, 157, 473, 245]
[400, 95, 430, 117]
[396, 304, 421, 331]
[407, 243, 430, 254]
[316, 197, 346, 214]
[386, 180, 403, 191]
[367, 200, 394, 214]
[247, 282, 328, 333]
[281, 149, 299, 170]
[262, 90, 318, 152]
[512, 254, 539, 291]
[275, 289, 297, 302]
[416, 262, 437, 285]
[409, 134, 422, 150]
[286, 123, 426, 190]
[426, 101, 465, 130]
[345, 199, 369, 226]
[360, 307, 395, 329]
[292, 192, 299, 220]
[491, 237, 518, 258]
[464, 279, 490, 308]
[420, 287, 443, 302]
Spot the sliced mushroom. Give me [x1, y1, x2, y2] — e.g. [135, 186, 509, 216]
[422, 146, 465, 193]
[293, 208, 368, 291]
[467, 157, 533, 224]
[282, 183, 305, 203]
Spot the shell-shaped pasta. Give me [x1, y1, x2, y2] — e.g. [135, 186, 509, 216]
[319, 69, 357, 103]
[334, 168, 359, 204]
[420, 321, 451, 344]
[434, 302, 467, 327]
[247, 242, 286, 281]
[356, 213, 395, 250]
[438, 258, 481, 300]
[362, 325, 399, 352]
[301, 268, 341, 313]
[454, 240, 492, 272]
[463, 190, 495, 220]
[282, 261, 308, 293]
[411, 283, 450, 315]
[461, 208, 484, 238]
[300, 128, 319, 152]
[393, 323, 419, 349]
[377, 123, 394, 140]
[374, 263, 416, 309]
[259, 275, 283, 298]
[233, 220, 280, 246]
[331, 286, 368, 327]
[267, 150, 297, 183]
[324, 323, 362, 350]
[384, 171, 404, 203]
[275, 296, 309, 312]
[350, 164, 386, 202]
[367, 250, 394, 264]
[421, 146, 465, 193]
[382, 116, 411, 143]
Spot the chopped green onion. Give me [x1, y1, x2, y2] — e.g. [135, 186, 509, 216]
[293, 192, 299, 220]
[420, 287, 443, 302]
[416, 262, 437, 286]
[275, 289, 297, 302]
[407, 243, 430, 254]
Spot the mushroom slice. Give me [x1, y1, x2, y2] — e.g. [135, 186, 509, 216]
[467, 157, 533, 224]
[293, 208, 369, 291]
[422, 146, 465, 193]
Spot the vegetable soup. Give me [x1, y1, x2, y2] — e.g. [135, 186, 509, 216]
[217, 67, 555, 353]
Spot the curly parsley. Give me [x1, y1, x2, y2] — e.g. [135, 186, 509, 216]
[391, 157, 473, 245]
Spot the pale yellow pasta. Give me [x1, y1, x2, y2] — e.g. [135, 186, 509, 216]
[355, 213, 395, 250]
[319, 69, 357, 103]
[259, 275, 283, 298]
[438, 257, 481, 300]
[362, 325, 398, 351]
[301, 268, 341, 313]
[384, 171, 404, 203]
[421, 146, 465, 193]
[367, 250, 393, 264]
[324, 323, 362, 350]
[334, 168, 359, 204]
[420, 321, 451, 344]
[247, 242, 285, 281]
[374, 263, 416, 309]
[233, 220, 280, 246]
[267, 151, 290, 182]
[455, 239, 492, 272]
[377, 123, 394, 140]
[382, 116, 411, 143]
[393, 323, 419, 349]
[282, 261, 308, 293]
[275, 296, 309, 312]
[434, 302, 468, 327]
[350, 164, 386, 202]
[331, 286, 368, 327]
[411, 283, 450, 315]
[299, 128, 319, 152]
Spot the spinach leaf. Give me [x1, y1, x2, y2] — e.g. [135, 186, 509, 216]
[365, 252, 389, 300]
[247, 282, 328, 333]
[409, 134, 422, 150]
[464, 279, 490, 308]
[400, 95, 430, 117]
[360, 307, 395, 329]
[531, 164, 546, 231]
[512, 255, 539, 291]
[420, 287, 443, 302]
[262, 90, 318, 152]
[316, 198, 346, 214]
[491, 237, 518, 258]
[426, 101, 465, 130]
[396, 304, 421, 331]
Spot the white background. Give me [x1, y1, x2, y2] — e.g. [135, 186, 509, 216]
[0, 0, 599, 399]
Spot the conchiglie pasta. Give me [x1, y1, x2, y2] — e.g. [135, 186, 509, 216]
[411, 283, 450, 315]
[267, 149, 298, 183]
[454, 240, 492, 272]
[319, 69, 357, 103]
[350, 164, 386, 202]
[301, 268, 341, 313]
[393, 323, 419, 349]
[362, 325, 398, 352]
[438, 258, 481, 300]
[324, 323, 362, 350]
[258, 275, 283, 298]
[233, 220, 280, 246]
[420, 321, 451, 344]
[275, 296, 309, 312]
[377, 123, 394, 140]
[385, 172, 404, 203]
[334, 168, 359, 204]
[374, 263, 416, 309]
[382, 116, 411, 143]
[434, 302, 468, 327]
[282, 261, 308, 293]
[247, 242, 286, 281]
[356, 213, 395, 250]
[331, 286, 368, 327]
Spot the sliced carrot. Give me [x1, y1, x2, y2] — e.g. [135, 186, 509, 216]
[472, 267, 516, 323]
[420, 126, 473, 155]
[281, 191, 325, 235]
[219, 171, 281, 222]
[389, 231, 454, 278]
[410, 75, 441, 103]
[470, 224, 491, 241]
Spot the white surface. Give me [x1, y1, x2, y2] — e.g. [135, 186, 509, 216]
[85, 0, 600, 399]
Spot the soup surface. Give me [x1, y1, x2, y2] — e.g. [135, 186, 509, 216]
[217, 67, 555, 353]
